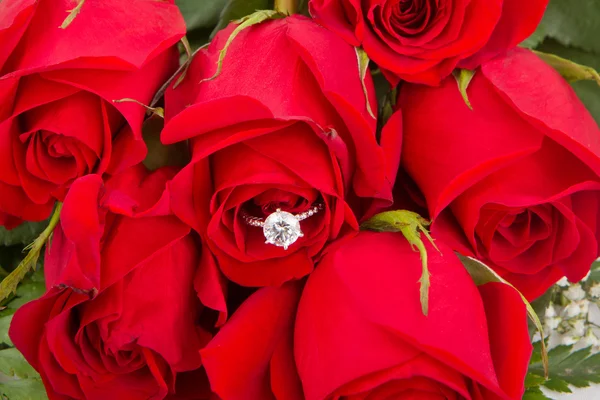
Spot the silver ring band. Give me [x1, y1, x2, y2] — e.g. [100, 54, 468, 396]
[241, 203, 324, 227]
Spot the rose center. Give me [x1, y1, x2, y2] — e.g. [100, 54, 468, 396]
[41, 131, 74, 158]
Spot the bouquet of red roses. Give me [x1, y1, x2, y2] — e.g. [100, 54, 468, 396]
[0, 0, 599, 399]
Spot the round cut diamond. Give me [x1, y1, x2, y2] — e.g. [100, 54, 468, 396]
[263, 209, 303, 250]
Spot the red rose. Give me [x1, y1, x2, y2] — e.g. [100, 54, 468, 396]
[309, 0, 548, 85]
[9, 168, 212, 399]
[296, 232, 532, 400]
[399, 49, 600, 300]
[163, 16, 400, 288]
[201, 282, 305, 400]
[199, 232, 531, 400]
[0, 0, 185, 228]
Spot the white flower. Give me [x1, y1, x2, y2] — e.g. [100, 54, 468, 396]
[582, 329, 599, 348]
[571, 319, 586, 338]
[564, 284, 586, 301]
[564, 303, 583, 318]
[590, 283, 600, 299]
[557, 277, 570, 287]
[561, 335, 578, 346]
[545, 317, 561, 331]
[545, 305, 557, 318]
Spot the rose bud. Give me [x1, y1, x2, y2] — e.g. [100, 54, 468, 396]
[309, 0, 548, 85]
[9, 167, 211, 399]
[0, 0, 185, 228]
[399, 48, 600, 299]
[163, 15, 400, 288]
[296, 232, 532, 400]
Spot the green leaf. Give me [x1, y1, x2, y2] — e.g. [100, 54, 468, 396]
[355, 48, 376, 120]
[543, 379, 572, 393]
[0, 221, 49, 248]
[361, 210, 439, 316]
[541, 0, 600, 54]
[0, 349, 38, 380]
[588, 260, 600, 283]
[0, 271, 46, 400]
[211, 0, 273, 38]
[521, 23, 548, 49]
[523, 386, 553, 400]
[0, 378, 47, 400]
[452, 69, 475, 110]
[175, 0, 228, 32]
[0, 315, 14, 347]
[0, 267, 44, 348]
[526, 373, 547, 389]
[529, 345, 600, 392]
[459, 256, 549, 377]
[8, 280, 45, 310]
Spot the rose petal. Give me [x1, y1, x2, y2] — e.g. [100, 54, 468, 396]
[201, 281, 304, 400]
[5, 0, 184, 74]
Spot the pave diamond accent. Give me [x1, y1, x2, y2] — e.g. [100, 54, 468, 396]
[263, 209, 304, 250]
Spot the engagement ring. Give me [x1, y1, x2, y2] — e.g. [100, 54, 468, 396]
[241, 203, 324, 250]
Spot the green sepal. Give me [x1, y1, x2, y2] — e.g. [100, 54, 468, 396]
[452, 68, 475, 110]
[210, 0, 272, 38]
[60, 0, 85, 29]
[459, 256, 549, 378]
[201, 10, 283, 84]
[112, 99, 164, 119]
[355, 47, 377, 120]
[361, 210, 439, 316]
[534, 50, 600, 86]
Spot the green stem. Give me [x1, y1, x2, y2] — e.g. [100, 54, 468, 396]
[274, 0, 297, 15]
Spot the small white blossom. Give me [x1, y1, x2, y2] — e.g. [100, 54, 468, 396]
[545, 305, 557, 318]
[561, 335, 578, 346]
[557, 277, 570, 287]
[590, 283, 600, 299]
[564, 303, 583, 318]
[571, 319, 587, 337]
[582, 329, 599, 348]
[545, 316, 561, 330]
[564, 284, 586, 301]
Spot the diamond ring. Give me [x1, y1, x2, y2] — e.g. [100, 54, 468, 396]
[241, 203, 324, 250]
